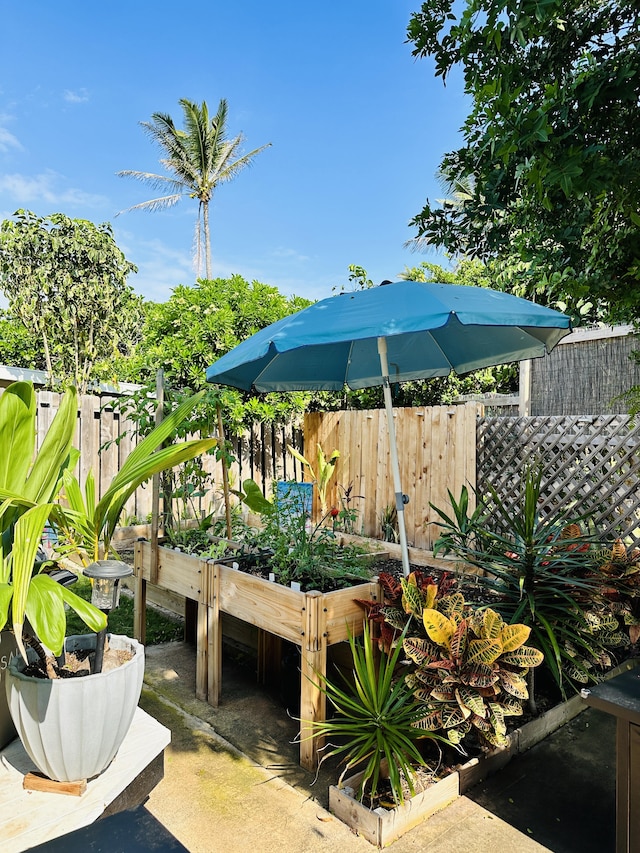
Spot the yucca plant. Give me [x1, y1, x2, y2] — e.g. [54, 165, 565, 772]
[430, 483, 491, 556]
[431, 464, 608, 699]
[404, 598, 544, 749]
[307, 621, 441, 807]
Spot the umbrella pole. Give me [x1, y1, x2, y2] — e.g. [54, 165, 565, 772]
[377, 338, 411, 577]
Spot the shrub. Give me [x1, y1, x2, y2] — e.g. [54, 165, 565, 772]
[431, 464, 613, 697]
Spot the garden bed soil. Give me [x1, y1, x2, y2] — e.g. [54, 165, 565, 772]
[22, 640, 134, 679]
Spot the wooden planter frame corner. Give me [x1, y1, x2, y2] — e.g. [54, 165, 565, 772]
[134, 540, 381, 770]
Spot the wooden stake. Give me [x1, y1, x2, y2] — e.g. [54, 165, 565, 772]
[150, 369, 165, 586]
[216, 404, 233, 540]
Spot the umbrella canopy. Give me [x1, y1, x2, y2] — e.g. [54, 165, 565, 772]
[205, 281, 570, 392]
[206, 281, 571, 574]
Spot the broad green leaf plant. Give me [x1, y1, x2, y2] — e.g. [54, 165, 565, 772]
[53, 390, 218, 565]
[0, 382, 106, 663]
[0, 382, 218, 672]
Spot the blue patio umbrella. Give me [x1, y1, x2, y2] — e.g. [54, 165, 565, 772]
[206, 281, 571, 575]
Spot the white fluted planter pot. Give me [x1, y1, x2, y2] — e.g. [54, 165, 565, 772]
[5, 633, 144, 782]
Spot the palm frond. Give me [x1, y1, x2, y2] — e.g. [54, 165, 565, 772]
[116, 193, 184, 215]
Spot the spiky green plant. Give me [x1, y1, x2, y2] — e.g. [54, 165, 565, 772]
[307, 622, 440, 807]
[431, 464, 609, 697]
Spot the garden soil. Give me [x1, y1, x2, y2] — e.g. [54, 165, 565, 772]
[139, 639, 617, 853]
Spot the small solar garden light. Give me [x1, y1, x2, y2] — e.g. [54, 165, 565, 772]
[84, 559, 133, 672]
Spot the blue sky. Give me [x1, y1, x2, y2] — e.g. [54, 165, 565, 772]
[0, 1, 468, 304]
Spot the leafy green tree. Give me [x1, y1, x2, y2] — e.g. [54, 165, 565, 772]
[407, 0, 640, 322]
[0, 211, 142, 392]
[117, 98, 271, 279]
[128, 275, 312, 432]
[332, 263, 375, 293]
[0, 310, 46, 370]
[398, 258, 491, 287]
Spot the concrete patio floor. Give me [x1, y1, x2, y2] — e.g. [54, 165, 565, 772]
[138, 640, 617, 852]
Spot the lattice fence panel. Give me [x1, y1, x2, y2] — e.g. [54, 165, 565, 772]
[477, 415, 640, 547]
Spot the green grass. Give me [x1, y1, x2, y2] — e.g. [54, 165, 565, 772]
[65, 573, 184, 645]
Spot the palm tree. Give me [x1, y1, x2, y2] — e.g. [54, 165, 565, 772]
[117, 98, 271, 279]
[404, 169, 475, 255]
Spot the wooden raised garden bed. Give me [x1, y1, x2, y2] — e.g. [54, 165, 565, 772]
[133, 540, 381, 770]
[329, 658, 639, 846]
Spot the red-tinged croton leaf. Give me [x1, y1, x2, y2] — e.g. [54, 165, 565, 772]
[456, 686, 487, 718]
[413, 710, 442, 731]
[450, 617, 469, 662]
[461, 663, 499, 688]
[500, 646, 544, 668]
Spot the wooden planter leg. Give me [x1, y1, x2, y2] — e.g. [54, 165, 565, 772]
[299, 592, 327, 772]
[196, 560, 210, 702]
[299, 644, 326, 771]
[206, 562, 222, 707]
[133, 541, 147, 645]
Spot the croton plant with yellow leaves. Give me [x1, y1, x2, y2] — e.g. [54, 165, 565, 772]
[362, 571, 544, 750]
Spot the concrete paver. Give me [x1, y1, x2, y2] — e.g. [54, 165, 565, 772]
[140, 642, 562, 852]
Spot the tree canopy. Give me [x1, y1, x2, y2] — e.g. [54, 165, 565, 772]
[128, 275, 312, 432]
[407, 0, 640, 322]
[0, 211, 142, 392]
[0, 310, 46, 371]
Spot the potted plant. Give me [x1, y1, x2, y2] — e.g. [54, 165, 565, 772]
[306, 620, 438, 807]
[0, 381, 217, 782]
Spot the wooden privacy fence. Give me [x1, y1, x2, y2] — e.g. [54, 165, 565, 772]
[10, 390, 145, 519]
[227, 422, 304, 498]
[3, 388, 302, 525]
[304, 404, 480, 552]
[477, 415, 640, 547]
[16, 388, 639, 550]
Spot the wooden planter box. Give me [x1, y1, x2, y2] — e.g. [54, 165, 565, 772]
[133, 540, 381, 770]
[329, 658, 639, 846]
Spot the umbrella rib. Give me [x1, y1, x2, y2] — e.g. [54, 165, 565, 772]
[425, 330, 454, 374]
